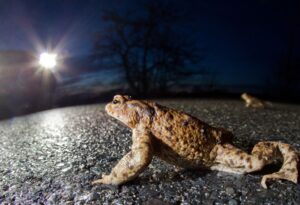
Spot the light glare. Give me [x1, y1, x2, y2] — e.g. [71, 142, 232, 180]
[39, 52, 57, 69]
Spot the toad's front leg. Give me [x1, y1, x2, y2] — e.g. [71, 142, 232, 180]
[92, 129, 153, 185]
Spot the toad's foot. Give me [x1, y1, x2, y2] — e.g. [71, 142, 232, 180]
[91, 174, 112, 185]
[261, 169, 298, 189]
[210, 141, 298, 189]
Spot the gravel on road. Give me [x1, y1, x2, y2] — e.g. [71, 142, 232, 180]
[0, 99, 299, 204]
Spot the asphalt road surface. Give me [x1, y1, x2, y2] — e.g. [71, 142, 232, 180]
[0, 99, 299, 204]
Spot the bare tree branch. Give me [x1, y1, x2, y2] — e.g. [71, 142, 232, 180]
[93, 2, 206, 94]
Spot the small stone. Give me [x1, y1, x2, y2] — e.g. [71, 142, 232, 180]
[86, 191, 99, 202]
[209, 191, 218, 200]
[228, 199, 239, 205]
[90, 166, 101, 175]
[2, 185, 9, 191]
[62, 166, 72, 173]
[241, 188, 249, 196]
[47, 193, 58, 204]
[225, 187, 235, 196]
[56, 162, 65, 167]
[78, 193, 89, 201]
[62, 189, 74, 201]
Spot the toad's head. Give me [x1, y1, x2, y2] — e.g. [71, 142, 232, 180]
[105, 95, 154, 129]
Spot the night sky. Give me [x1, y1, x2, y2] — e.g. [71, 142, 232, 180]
[0, 0, 299, 86]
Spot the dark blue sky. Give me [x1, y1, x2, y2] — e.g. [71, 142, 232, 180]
[0, 0, 299, 85]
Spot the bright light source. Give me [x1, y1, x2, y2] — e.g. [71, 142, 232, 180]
[39, 52, 57, 69]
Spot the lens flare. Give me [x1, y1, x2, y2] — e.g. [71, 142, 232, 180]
[39, 52, 57, 69]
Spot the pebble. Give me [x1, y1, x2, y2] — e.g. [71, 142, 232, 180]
[228, 199, 239, 205]
[62, 166, 73, 173]
[56, 163, 65, 167]
[2, 185, 9, 191]
[85, 191, 99, 202]
[47, 193, 58, 204]
[225, 187, 235, 196]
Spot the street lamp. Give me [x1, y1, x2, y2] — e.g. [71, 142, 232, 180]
[39, 52, 57, 70]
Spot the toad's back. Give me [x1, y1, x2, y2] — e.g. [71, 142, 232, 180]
[149, 103, 233, 168]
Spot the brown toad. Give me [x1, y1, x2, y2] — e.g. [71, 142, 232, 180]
[92, 95, 298, 189]
[241, 93, 272, 108]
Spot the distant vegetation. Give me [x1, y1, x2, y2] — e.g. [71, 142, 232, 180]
[93, 2, 207, 95]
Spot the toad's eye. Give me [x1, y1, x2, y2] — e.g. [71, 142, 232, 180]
[112, 99, 120, 104]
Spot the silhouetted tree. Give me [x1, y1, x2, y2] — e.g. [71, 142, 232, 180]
[94, 2, 205, 95]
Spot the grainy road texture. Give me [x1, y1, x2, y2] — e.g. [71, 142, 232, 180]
[0, 99, 299, 205]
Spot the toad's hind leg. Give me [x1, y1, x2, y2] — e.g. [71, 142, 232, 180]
[253, 141, 298, 188]
[210, 142, 299, 189]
